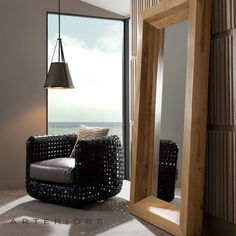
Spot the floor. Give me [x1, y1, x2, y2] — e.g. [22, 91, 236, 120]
[171, 188, 181, 206]
[0, 181, 171, 236]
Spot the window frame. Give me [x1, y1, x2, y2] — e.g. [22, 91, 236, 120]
[46, 12, 130, 180]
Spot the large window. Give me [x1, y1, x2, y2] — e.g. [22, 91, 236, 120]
[47, 14, 124, 143]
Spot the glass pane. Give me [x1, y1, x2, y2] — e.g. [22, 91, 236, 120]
[47, 14, 123, 143]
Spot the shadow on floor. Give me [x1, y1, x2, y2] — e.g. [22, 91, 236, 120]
[0, 194, 171, 236]
[0, 197, 132, 236]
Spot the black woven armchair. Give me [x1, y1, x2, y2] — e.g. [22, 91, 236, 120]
[26, 134, 124, 206]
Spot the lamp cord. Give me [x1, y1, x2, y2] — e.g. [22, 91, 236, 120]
[50, 0, 65, 63]
[58, 0, 61, 61]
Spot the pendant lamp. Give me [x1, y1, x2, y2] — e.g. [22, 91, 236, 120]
[44, 0, 74, 89]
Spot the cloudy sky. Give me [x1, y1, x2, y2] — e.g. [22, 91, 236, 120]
[47, 14, 123, 122]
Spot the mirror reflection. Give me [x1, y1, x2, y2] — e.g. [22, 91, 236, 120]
[153, 20, 188, 206]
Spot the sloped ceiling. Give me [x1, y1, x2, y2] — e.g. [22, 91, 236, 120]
[80, 0, 130, 17]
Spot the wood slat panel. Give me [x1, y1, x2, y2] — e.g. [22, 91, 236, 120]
[207, 35, 236, 126]
[130, 58, 136, 121]
[204, 130, 235, 223]
[131, 0, 138, 56]
[211, 0, 236, 34]
[203, 1, 236, 223]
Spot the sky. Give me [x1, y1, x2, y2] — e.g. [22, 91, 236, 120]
[48, 14, 123, 122]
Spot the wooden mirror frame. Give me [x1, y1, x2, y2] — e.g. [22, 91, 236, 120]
[129, 0, 212, 235]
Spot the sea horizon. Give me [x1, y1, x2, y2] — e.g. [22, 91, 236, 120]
[48, 121, 123, 142]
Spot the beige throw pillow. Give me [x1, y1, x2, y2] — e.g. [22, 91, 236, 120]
[70, 124, 109, 158]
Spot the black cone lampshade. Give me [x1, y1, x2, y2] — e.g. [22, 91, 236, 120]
[44, 0, 74, 89]
[45, 62, 74, 89]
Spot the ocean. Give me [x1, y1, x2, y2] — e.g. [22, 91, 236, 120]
[48, 122, 123, 143]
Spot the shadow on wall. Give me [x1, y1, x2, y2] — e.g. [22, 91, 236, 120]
[0, 104, 46, 189]
[0, 104, 46, 136]
[0, 98, 46, 133]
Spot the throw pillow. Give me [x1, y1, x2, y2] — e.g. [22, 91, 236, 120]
[70, 124, 109, 158]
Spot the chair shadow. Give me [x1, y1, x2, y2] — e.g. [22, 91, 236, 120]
[0, 196, 133, 236]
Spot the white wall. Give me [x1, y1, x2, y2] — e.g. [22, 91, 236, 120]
[160, 20, 188, 188]
[0, 0, 123, 189]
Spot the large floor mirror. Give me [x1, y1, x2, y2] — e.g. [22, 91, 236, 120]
[129, 0, 212, 235]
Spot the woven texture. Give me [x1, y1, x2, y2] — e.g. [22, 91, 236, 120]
[26, 134, 124, 206]
[157, 140, 179, 202]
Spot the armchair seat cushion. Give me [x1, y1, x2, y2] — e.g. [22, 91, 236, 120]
[30, 158, 75, 184]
